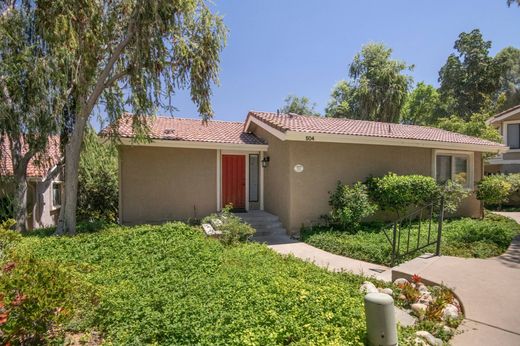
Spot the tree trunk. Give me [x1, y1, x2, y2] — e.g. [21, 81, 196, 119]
[56, 114, 88, 235]
[13, 170, 28, 233]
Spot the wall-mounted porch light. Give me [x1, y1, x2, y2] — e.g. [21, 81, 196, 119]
[261, 156, 270, 168]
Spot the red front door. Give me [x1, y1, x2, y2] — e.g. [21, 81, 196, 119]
[222, 155, 246, 210]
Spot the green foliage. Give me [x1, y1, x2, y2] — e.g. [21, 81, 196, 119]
[326, 43, 413, 122]
[0, 220, 19, 261]
[77, 128, 118, 222]
[436, 180, 470, 214]
[0, 254, 81, 345]
[495, 47, 520, 111]
[401, 82, 443, 125]
[301, 214, 519, 265]
[366, 173, 438, 216]
[202, 204, 256, 245]
[14, 222, 376, 345]
[438, 29, 504, 118]
[436, 113, 502, 143]
[327, 181, 377, 230]
[280, 95, 320, 116]
[477, 175, 513, 206]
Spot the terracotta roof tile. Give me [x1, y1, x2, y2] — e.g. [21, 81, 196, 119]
[102, 115, 265, 145]
[0, 136, 61, 178]
[248, 111, 505, 148]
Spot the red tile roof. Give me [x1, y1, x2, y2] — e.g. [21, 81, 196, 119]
[247, 111, 505, 148]
[102, 115, 265, 145]
[0, 136, 61, 178]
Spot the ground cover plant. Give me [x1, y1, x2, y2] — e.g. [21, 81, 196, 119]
[301, 213, 520, 266]
[2, 221, 419, 345]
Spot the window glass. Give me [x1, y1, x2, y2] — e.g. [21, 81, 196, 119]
[52, 183, 62, 207]
[249, 155, 259, 202]
[436, 155, 451, 184]
[454, 156, 468, 187]
[507, 124, 520, 149]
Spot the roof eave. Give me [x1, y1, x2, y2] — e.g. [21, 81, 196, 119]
[119, 137, 268, 151]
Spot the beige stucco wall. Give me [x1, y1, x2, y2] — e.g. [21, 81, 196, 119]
[251, 125, 483, 233]
[120, 146, 217, 224]
[252, 126, 292, 229]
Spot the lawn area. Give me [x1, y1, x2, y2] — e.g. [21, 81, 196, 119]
[3, 222, 412, 345]
[301, 213, 520, 266]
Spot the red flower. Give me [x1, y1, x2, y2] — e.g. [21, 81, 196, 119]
[2, 262, 15, 273]
[411, 274, 422, 284]
[0, 311, 9, 325]
[11, 292, 26, 307]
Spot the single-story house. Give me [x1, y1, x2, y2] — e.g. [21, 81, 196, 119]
[107, 111, 506, 234]
[0, 136, 62, 229]
[486, 104, 520, 174]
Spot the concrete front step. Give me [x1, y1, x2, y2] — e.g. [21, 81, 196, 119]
[244, 221, 283, 229]
[254, 228, 287, 237]
[235, 211, 287, 237]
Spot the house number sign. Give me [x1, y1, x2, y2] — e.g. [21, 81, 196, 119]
[294, 164, 304, 173]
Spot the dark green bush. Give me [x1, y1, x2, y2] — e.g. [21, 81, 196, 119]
[327, 181, 377, 231]
[366, 173, 438, 216]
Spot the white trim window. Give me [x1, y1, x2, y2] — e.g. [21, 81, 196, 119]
[52, 181, 63, 209]
[504, 120, 520, 150]
[433, 151, 474, 189]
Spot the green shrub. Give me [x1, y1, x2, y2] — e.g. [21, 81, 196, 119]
[436, 180, 470, 214]
[366, 173, 438, 216]
[77, 127, 118, 222]
[16, 222, 373, 345]
[0, 253, 82, 345]
[202, 204, 255, 245]
[302, 213, 520, 265]
[477, 175, 512, 207]
[0, 220, 20, 260]
[327, 181, 377, 231]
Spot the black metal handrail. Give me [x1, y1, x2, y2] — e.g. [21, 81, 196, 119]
[384, 197, 444, 266]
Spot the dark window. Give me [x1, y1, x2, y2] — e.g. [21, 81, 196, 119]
[436, 155, 451, 184]
[249, 154, 259, 202]
[507, 124, 520, 149]
[52, 183, 62, 208]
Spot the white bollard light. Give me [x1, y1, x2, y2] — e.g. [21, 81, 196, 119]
[364, 292, 398, 346]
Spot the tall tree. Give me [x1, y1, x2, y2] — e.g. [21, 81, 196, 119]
[401, 82, 442, 125]
[436, 113, 501, 143]
[35, 0, 227, 235]
[325, 81, 358, 118]
[507, 0, 520, 7]
[0, 1, 67, 232]
[438, 29, 504, 118]
[495, 46, 520, 110]
[325, 43, 413, 123]
[280, 95, 319, 115]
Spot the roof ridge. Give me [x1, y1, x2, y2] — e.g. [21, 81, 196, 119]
[122, 112, 244, 125]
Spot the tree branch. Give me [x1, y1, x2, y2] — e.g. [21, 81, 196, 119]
[103, 69, 128, 89]
[80, 19, 136, 119]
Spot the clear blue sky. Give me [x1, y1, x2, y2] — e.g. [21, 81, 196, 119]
[96, 0, 520, 127]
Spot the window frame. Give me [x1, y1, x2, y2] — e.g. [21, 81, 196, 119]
[503, 120, 520, 152]
[51, 181, 63, 210]
[432, 150, 474, 189]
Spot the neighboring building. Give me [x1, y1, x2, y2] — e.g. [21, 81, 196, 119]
[0, 136, 62, 229]
[106, 112, 506, 235]
[486, 104, 520, 174]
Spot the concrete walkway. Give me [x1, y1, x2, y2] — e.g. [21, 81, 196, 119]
[392, 211, 520, 346]
[254, 232, 392, 281]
